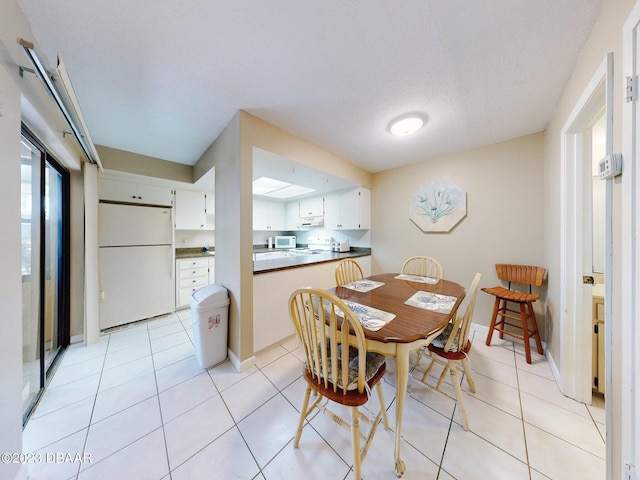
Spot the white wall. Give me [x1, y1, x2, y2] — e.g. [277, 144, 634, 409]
[372, 133, 545, 332]
[0, 34, 27, 480]
[175, 230, 215, 249]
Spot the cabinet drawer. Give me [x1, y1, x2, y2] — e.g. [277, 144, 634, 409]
[179, 285, 202, 308]
[179, 275, 208, 288]
[178, 257, 209, 270]
[179, 267, 208, 280]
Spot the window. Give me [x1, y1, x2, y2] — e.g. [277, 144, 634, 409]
[21, 126, 70, 425]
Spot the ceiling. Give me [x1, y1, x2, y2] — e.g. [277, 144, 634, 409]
[17, 0, 604, 174]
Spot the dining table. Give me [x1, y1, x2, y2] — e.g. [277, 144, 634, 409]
[327, 272, 466, 477]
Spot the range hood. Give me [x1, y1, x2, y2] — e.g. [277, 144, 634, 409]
[297, 215, 324, 228]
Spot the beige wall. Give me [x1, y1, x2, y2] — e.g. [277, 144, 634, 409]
[96, 145, 193, 183]
[195, 111, 372, 364]
[196, 113, 251, 362]
[542, 0, 635, 477]
[372, 133, 545, 332]
[238, 111, 373, 189]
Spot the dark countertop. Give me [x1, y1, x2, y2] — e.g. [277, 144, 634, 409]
[253, 248, 371, 274]
[175, 247, 215, 259]
[176, 246, 372, 273]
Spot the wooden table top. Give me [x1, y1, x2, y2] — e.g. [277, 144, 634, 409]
[328, 273, 466, 344]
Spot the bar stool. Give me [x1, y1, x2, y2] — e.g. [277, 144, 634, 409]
[481, 264, 546, 364]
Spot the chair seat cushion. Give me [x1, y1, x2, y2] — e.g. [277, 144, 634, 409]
[430, 323, 459, 351]
[481, 286, 539, 303]
[317, 341, 386, 391]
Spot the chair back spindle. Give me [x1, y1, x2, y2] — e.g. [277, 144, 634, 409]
[401, 256, 444, 279]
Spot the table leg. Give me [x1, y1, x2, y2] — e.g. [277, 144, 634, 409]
[393, 344, 412, 477]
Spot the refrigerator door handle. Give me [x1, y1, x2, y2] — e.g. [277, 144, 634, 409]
[170, 248, 174, 279]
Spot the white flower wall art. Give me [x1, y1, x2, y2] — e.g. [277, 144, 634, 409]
[409, 180, 467, 232]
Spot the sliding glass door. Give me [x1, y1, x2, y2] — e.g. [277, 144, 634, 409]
[21, 127, 70, 424]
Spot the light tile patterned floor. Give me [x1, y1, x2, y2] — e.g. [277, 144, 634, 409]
[23, 311, 606, 480]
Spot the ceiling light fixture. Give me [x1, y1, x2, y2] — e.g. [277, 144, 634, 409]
[252, 177, 292, 195]
[388, 113, 426, 136]
[253, 176, 316, 199]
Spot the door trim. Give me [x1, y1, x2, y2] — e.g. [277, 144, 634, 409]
[560, 54, 613, 404]
[622, 4, 640, 476]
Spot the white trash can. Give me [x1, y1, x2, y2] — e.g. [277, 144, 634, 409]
[189, 284, 229, 369]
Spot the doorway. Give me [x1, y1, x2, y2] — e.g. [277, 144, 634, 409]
[21, 126, 70, 424]
[560, 54, 613, 404]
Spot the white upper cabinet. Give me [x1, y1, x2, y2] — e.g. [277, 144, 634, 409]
[204, 193, 215, 230]
[299, 196, 324, 217]
[285, 201, 300, 230]
[324, 187, 370, 230]
[253, 198, 285, 230]
[99, 176, 173, 207]
[175, 190, 208, 230]
[205, 193, 215, 216]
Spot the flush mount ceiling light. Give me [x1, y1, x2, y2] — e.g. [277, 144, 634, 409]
[252, 177, 292, 195]
[388, 113, 426, 136]
[252, 176, 316, 198]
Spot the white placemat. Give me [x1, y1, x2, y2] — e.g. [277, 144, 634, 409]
[395, 274, 439, 284]
[341, 300, 396, 331]
[342, 279, 385, 292]
[404, 291, 457, 314]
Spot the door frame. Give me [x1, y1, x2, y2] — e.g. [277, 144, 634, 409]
[622, 3, 640, 476]
[560, 54, 613, 404]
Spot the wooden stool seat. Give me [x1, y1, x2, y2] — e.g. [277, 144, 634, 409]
[482, 264, 546, 364]
[481, 286, 540, 304]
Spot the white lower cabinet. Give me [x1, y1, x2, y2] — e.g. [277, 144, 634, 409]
[176, 256, 215, 309]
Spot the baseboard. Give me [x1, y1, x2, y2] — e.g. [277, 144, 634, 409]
[545, 349, 562, 388]
[227, 349, 256, 372]
[70, 333, 84, 345]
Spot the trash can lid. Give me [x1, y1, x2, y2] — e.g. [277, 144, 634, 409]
[190, 284, 229, 308]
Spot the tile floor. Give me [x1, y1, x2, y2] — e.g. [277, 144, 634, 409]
[23, 310, 606, 480]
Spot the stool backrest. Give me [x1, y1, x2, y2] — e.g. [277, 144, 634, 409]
[496, 264, 546, 291]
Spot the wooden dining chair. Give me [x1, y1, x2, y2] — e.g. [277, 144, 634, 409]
[289, 287, 389, 480]
[401, 255, 444, 279]
[419, 273, 481, 431]
[335, 258, 364, 286]
[481, 264, 546, 364]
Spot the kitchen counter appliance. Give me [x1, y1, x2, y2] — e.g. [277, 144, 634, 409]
[275, 235, 296, 249]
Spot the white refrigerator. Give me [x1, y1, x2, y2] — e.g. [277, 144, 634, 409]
[98, 203, 175, 330]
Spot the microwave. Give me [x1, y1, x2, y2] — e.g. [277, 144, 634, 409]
[275, 236, 296, 249]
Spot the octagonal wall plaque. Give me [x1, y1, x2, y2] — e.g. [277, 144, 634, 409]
[409, 180, 466, 232]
